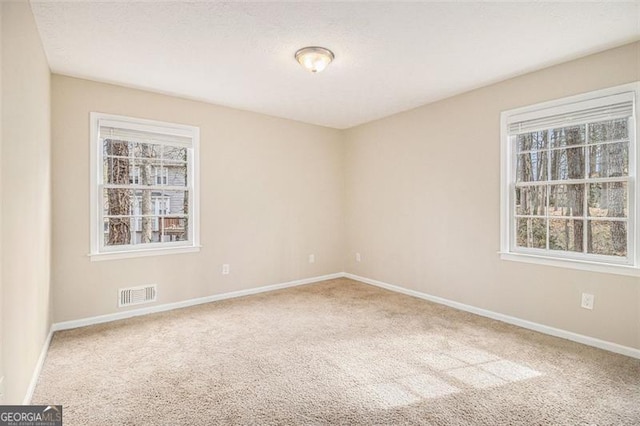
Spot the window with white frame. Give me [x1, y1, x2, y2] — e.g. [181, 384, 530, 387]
[90, 113, 200, 259]
[500, 84, 638, 273]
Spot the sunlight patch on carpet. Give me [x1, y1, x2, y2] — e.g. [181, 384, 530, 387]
[446, 366, 507, 388]
[445, 346, 500, 364]
[419, 352, 467, 370]
[359, 383, 422, 408]
[399, 374, 460, 399]
[479, 359, 542, 382]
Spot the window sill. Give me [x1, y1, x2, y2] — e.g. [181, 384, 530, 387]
[499, 251, 640, 277]
[89, 245, 201, 262]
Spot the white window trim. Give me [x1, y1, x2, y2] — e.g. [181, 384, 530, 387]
[499, 82, 640, 276]
[89, 112, 201, 261]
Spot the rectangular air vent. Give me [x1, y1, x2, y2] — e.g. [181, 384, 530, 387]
[118, 284, 157, 307]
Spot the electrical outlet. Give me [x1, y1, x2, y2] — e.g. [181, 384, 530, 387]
[0, 376, 4, 403]
[356, 252, 361, 262]
[581, 293, 594, 310]
[222, 264, 230, 275]
[309, 254, 315, 263]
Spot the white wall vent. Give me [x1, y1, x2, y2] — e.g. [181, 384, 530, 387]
[118, 284, 157, 307]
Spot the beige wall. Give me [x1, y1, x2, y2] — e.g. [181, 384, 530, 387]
[51, 75, 345, 322]
[345, 42, 640, 350]
[1, 1, 52, 404]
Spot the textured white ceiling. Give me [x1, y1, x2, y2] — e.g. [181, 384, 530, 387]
[30, 1, 640, 129]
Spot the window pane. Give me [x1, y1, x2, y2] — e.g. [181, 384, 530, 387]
[164, 190, 189, 215]
[517, 151, 547, 182]
[133, 160, 163, 185]
[516, 218, 546, 249]
[166, 163, 187, 187]
[104, 217, 132, 246]
[133, 142, 161, 158]
[104, 188, 134, 216]
[587, 220, 627, 257]
[516, 131, 547, 152]
[550, 147, 585, 180]
[104, 156, 132, 185]
[550, 125, 585, 147]
[133, 189, 161, 216]
[589, 118, 628, 143]
[588, 142, 628, 178]
[515, 185, 546, 216]
[549, 219, 584, 253]
[162, 217, 188, 242]
[154, 196, 170, 215]
[164, 146, 187, 162]
[103, 139, 131, 157]
[155, 166, 168, 185]
[128, 162, 139, 185]
[548, 184, 584, 217]
[134, 216, 162, 244]
[588, 182, 627, 218]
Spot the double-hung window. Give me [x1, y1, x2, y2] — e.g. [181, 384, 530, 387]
[500, 84, 639, 274]
[90, 113, 200, 260]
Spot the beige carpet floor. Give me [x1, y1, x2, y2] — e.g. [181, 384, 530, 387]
[33, 278, 640, 425]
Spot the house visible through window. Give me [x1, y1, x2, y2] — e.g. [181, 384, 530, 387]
[501, 84, 638, 272]
[129, 166, 168, 185]
[133, 196, 170, 236]
[90, 113, 200, 259]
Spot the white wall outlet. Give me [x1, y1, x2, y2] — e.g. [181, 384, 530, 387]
[222, 264, 230, 275]
[356, 252, 361, 262]
[308, 254, 315, 263]
[581, 293, 594, 310]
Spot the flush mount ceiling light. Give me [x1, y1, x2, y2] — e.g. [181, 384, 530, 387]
[295, 46, 335, 73]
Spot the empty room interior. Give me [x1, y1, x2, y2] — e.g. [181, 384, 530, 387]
[2, 0, 640, 424]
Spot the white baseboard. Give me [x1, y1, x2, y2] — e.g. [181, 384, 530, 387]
[23, 328, 54, 404]
[344, 273, 640, 360]
[52, 272, 344, 332]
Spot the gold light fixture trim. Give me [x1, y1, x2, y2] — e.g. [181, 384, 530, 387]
[295, 46, 335, 73]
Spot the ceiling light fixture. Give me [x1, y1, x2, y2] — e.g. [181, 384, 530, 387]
[295, 46, 335, 73]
